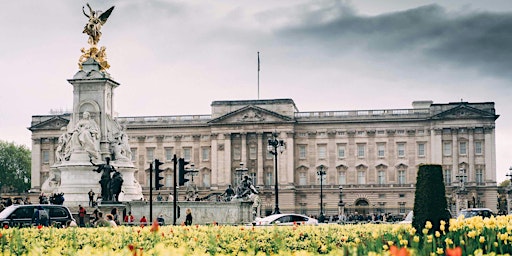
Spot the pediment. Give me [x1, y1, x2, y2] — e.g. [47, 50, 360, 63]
[29, 115, 70, 131]
[431, 104, 497, 120]
[208, 105, 293, 124]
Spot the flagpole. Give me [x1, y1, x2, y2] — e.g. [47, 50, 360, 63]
[257, 51, 260, 99]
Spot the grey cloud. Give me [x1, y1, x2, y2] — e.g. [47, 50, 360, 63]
[277, 3, 512, 80]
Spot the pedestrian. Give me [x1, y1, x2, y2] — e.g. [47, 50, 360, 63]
[106, 214, 117, 227]
[167, 193, 173, 202]
[157, 214, 165, 226]
[111, 207, 120, 225]
[32, 206, 50, 227]
[124, 211, 134, 224]
[185, 208, 192, 226]
[140, 215, 147, 226]
[78, 205, 87, 227]
[156, 193, 163, 201]
[88, 189, 95, 207]
[94, 211, 111, 227]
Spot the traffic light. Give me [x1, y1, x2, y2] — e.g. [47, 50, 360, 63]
[178, 158, 190, 186]
[154, 159, 164, 190]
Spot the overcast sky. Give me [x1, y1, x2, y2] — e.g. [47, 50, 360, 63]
[1, 0, 511, 181]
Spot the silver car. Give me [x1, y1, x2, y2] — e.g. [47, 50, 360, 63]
[252, 213, 318, 226]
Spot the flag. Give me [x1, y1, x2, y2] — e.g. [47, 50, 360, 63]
[258, 52, 260, 72]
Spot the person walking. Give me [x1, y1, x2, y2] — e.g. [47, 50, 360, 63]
[32, 206, 50, 227]
[185, 208, 192, 226]
[88, 189, 95, 207]
[78, 205, 87, 227]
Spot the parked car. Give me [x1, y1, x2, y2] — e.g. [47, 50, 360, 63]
[252, 213, 318, 226]
[458, 208, 494, 219]
[399, 211, 414, 224]
[0, 204, 75, 228]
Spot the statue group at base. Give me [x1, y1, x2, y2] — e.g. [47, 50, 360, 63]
[232, 176, 261, 219]
[91, 157, 123, 202]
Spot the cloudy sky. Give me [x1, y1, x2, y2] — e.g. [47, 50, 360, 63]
[1, 0, 511, 181]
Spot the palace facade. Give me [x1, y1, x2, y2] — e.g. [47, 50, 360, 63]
[29, 99, 499, 217]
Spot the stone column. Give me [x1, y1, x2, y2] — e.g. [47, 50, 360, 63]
[224, 133, 232, 186]
[285, 131, 295, 186]
[241, 133, 247, 166]
[31, 138, 42, 190]
[451, 129, 459, 180]
[257, 133, 264, 186]
[431, 128, 442, 164]
[210, 133, 219, 187]
[468, 128, 475, 182]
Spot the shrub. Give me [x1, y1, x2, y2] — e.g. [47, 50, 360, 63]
[413, 164, 450, 235]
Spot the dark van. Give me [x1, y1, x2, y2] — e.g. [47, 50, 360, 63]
[0, 204, 75, 228]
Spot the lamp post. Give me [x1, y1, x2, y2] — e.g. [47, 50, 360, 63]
[455, 168, 468, 216]
[267, 132, 285, 214]
[338, 186, 345, 223]
[317, 166, 326, 223]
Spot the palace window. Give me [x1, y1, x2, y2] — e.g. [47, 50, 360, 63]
[357, 144, 366, 158]
[444, 168, 452, 185]
[338, 171, 346, 185]
[165, 148, 174, 161]
[417, 143, 425, 157]
[146, 148, 154, 162]
[202, 172, 211, 187]
[443, 142, 452, 156]
[317, 144, 327, 159]
[357, 171, 366, 184]
[249, 172, 257, 186]
[265, 172, 274, 186]
[378, 170, 386, 185]
[165, 174, 172, 187]
[249, 144, 257, 160]
[397, 143, 406, 157]
[183, 147, 191, 161]
[398, 170, 406, 185]
[475, 141, 483, 155]
[337, 144, 346, 159]
[42, 150, 50, 164]
[476, 168, 484, 185]
[201, 147, 210, 161]
[299, 145, 307, 159]
[299, 172, 307, 185]
[131, 148, 137, 162]
[459, 141, 467, 155]
[377, 143, 385, 158]
[233, 145, 241, 160]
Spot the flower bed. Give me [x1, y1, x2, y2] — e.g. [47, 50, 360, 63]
[1, 215, 512, 255]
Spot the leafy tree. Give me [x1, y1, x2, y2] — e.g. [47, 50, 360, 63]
[0, 141, 31, 193]
[413, 164, 451, 235]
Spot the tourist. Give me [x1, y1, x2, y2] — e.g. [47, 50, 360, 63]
[106, 214, 117, 227]
[111, 207, 120, 225]
[124, 211, 134, 224]
[32, 206, 49, 227]
[78, 205, 87, 227]
[185, 208, 192, 226]
[94, 212, 110, 227]
[88, 189, 95, 207]
[157, 214, 165, 226]
[140, 215, 147, 226]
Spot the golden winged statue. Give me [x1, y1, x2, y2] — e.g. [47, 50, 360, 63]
[79, 3, 114, 71]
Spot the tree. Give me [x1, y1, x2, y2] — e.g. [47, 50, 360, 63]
[413, 164, 451, 235]
[0, 141, 31, 193]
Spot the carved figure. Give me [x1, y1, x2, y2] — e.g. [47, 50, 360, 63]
[111, 130, 131, 161]
[249, 193, 261, 219]
[82, 3, 115, 46]
[235, 176, 258, 199]
[70, 111, 100, 159]
[91, 157, 115, 201]
[55, 127, 72, 162]
[109, 171, 123, 202]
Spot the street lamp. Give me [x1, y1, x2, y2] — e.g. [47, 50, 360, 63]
[267, 132, 285, 214]
[317, 166, 326, 223]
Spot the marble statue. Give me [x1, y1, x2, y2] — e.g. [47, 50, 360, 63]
[70, 111, 100, 160]
[55, 127, 72, 162]
[82, 3, 115, 46]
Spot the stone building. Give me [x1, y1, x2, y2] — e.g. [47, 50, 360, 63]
[29, 98, 499, 217]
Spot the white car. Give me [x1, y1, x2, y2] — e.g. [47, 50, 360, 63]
[399, 211, 413, 224]
[252, 213, 318, 226]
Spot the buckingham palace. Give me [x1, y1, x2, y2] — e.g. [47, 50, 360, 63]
[29, 98, 499, 217]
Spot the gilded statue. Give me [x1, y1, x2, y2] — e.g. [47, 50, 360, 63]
[79, 3, 114, 71]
